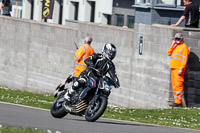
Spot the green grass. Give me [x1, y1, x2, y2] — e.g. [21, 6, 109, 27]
[0, 86, 200, 130]
[0, 86, 54, 109]
[0, 125, 59, 133]
[103, 106, 200, 129]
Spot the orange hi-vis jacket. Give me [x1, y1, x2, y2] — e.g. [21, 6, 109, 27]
[167, 43, 189, 69]
[74, 44, 94, 77]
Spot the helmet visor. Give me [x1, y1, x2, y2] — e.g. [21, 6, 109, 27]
[108, 50, 116, 60]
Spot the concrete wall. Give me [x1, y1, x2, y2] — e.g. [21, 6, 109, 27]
[1, 16, 200, 108]
[0, 16, 77, 93]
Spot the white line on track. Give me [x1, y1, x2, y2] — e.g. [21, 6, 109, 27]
[0, 101, 49, 112]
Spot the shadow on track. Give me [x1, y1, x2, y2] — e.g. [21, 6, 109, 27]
[66, 117, 156, 127]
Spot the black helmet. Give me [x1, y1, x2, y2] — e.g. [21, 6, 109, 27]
[102, 43, 117, 60]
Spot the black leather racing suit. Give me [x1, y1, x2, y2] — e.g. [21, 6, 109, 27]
[72, 53, 120, 90]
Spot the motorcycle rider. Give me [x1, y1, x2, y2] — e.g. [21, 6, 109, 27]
[64, 43, 120, 101]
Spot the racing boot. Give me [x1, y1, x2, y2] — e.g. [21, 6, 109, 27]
[64, 80, 82, 101]
[64, 87, 75, 101]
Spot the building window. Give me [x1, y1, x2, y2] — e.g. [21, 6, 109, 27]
[12, 0, 23, 6]
[127, 16, 135, 28]
[90, 1, 95, 22]
[11, 0, 23, 18]
[136, 0, 151, 4]
[177, 0, 184, 6]
[71, 2, 79, 20]
[59, 0, 63, 24]
[156, 0, 174, 5]
[30, 0, 34, 20]
[116, 14, 124, 27]
[12, 5, 23, 18]
[155, 0, 184, 7]
[107, 15, 111, 25]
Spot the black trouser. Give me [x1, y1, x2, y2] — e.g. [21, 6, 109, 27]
[2, 14, 11, 16]
[185, 25, 198, 28]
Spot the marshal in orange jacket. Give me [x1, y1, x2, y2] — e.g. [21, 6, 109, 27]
[167, 43, 189, 105]
[73, 44, 94, 77]
[167, 43, 189, 69]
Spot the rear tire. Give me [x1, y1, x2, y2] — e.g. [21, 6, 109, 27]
[85, 96, 107, 122]
[50, 92, 68, 118]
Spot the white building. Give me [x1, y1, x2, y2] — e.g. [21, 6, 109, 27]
[22, 0, 113, 25]
[0, 0, 135, 28]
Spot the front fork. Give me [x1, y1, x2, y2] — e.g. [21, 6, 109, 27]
[89, 88, 107, 107]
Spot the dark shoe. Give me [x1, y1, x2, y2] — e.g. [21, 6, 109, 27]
[169, 102, 182, 107]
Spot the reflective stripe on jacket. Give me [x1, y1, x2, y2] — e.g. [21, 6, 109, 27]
[74, 44, 94, 77]
[167, 43, 189, 69]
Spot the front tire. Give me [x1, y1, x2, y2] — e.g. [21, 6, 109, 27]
[85, 96, 108, 122]
[51, 92, 68, 118]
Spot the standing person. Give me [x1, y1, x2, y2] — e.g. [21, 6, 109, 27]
[167, 33, 189, 107]
[171, 0, 199, 28]
[0, 0, 12, 16]
[57, 36, 94, 88]
[73, 36, 94, 79]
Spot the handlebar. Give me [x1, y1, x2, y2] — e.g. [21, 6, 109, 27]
[90, 67, 100, 72]
[89, 66, 101, 76]
[89, 67, 119, 88]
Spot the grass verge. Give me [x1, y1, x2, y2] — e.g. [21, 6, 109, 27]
[0, 86, 200, 130]
[0, 125, 59, 133]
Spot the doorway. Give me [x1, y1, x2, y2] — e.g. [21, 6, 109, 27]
[90, 1, 95, 22]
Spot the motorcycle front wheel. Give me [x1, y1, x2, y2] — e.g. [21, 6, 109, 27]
[50, 92, 68, 118]
[85, 96, 108, 122]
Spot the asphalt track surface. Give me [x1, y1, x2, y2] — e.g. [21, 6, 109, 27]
[0, 102, 199, 133]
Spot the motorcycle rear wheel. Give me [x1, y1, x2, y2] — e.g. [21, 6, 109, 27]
[85, 96, 107, 122]
[50, 92, 68, 118]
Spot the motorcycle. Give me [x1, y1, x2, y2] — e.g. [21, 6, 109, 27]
[50, 67, 116, 122]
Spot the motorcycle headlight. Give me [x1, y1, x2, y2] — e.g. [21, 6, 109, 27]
[104, 84, 111, 92]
